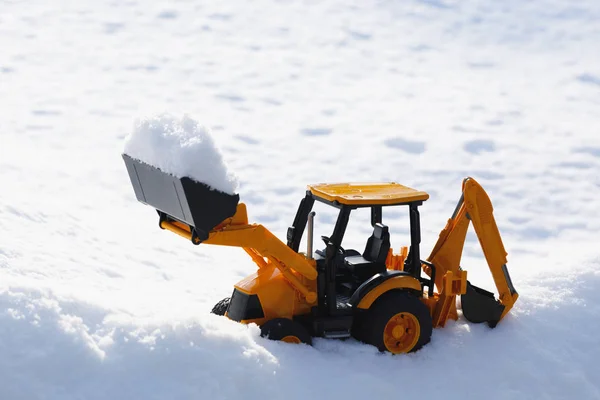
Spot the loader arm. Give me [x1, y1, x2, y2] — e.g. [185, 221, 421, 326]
[426, 177, 518, 327]
[160, 203, 318, 304]
[122, 154, 318, 304]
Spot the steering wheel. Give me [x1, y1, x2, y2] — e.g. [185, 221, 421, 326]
[321, 235, 345, 254]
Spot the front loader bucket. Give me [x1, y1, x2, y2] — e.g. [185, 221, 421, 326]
[123, 154, 239, 242]
[460, 281, 505, 328]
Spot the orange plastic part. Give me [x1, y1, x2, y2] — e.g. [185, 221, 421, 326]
[308, 182, 429, 205]
[383, 312, 420, 354]
[356, 275, 422, 310]
[386, 246, 409, 271]
[161, 203, 318, 306]
[233, 264, 315, 325]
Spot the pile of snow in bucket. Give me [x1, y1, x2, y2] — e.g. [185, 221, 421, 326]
[123, 113, 239, 194]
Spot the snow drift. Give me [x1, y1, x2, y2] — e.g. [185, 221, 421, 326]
[1, 258, 599, 400]
[123, 113, 239, 195]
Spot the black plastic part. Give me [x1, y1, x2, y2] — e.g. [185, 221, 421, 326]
[312, 195, 347, 210]
[341, 223, 391, 285]
[330, 206, 351, 247]
[314, 315, 354, 337]
[371, 206, 382, 227]
[344, 256, 387, 283]
[420, 260, 437, 297]
[502, 264, 518, 296]
[325, 242, 339, 316]
[406, 203, 422, 279]
[451, 193, 465, 219]
[315, 255, 328, 316]
[287, 192, 315, 252]
[461, 281, 505, 328]
[227, 289, 264, 322]
[260, 318, 312, 345]
[123, 154, 239, 242]
[211, 297, 231, 316]
[294, 313, 353, 337]
[363, 223, 390, 264]
[323, 206, 352, 316]
[343, 224, 390, 284]
[348, 270, 417, 308]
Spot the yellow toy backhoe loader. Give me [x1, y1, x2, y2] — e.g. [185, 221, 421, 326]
[123, 154, 518, 353]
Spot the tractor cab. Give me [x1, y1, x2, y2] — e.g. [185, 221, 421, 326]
[286, 182, 435, 337]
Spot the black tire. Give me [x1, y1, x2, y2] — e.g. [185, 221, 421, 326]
[211, 297, 231, 316]
[350, 311, 368, 342]
[359, 291, 432, 354]
[260, 318, 312, 345]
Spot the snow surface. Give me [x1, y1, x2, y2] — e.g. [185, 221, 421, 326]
[1, 0, 600, 399]
[123, 113, 239, 194]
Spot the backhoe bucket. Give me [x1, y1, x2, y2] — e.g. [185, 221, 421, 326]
[123, 154, 239, 242]
[460, 281, 505, 328]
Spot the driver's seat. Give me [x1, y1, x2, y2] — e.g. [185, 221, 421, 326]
[344, 223, 390, 282]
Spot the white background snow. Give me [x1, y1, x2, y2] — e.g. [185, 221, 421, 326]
[1, 0, 600, 399]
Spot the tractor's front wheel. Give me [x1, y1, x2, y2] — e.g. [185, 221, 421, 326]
[211, 297, 231, 316]
[260, 318, 312, 345]
[360, 291, 432, 354]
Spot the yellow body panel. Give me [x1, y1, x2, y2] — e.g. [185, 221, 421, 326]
[356, 275, 422, 309]
[233, 265, 315, 325]
[308, 182, 429, 205]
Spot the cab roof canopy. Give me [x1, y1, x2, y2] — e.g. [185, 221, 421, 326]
[307, 182, 429, 206]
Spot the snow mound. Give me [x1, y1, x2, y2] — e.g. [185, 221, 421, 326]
[2, 259, 600, 399]
[123, 113, 239, 194]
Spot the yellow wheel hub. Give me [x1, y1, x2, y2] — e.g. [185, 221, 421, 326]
[383, 312, 420, 354]
[281, 335, 301, 344]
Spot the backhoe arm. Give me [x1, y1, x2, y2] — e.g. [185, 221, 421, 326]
[463, 178, 518, 318]
[427, 177, 518, 327]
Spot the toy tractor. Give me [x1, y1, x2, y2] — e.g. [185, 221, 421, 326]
[123, 154, 518, 353]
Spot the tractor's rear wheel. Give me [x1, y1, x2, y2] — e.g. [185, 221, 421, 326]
[360, 291, 432, 354]
[260, 318, 312, 345]
[211, 297, 231, 316]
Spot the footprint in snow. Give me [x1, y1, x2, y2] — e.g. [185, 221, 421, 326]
[235, 135, 260, 145]
[577, 73, 600, 87]
[157, 10, 178, 19]
[573, 147, 600, 158]
[383, 137, 426, 154]
[301, 128, 332, 136]
[463, 139, 496, 155]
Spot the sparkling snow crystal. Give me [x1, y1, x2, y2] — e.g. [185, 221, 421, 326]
[123, 113, 239, 194]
